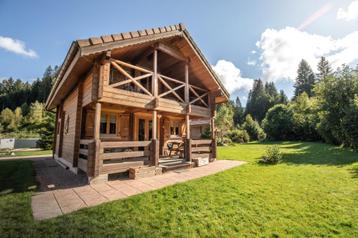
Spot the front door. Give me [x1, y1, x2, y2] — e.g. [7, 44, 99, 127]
[137, 117, 153, 151]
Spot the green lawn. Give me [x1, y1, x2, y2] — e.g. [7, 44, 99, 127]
[0, 142, 357, 237]
[0, 150, 52, 157]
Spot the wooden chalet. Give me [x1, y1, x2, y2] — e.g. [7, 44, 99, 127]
[45, 24, 229, 183]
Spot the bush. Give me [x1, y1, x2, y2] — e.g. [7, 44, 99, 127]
[229, 129, 250, 143]
[242, 114, 266, 141]
[262, 104, 294, 140]
[201, 127, 211, 139]
[217, 137, 232, 146]
[259, 145, 282, 164]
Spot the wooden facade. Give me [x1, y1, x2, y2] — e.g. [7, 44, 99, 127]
[46, 24, 229, 182]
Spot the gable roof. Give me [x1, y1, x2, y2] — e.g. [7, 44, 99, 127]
[46, 23, 229, 110]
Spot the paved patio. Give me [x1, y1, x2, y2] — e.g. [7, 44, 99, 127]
[32, 160, 246, 220]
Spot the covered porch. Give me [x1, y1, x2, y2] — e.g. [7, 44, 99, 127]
[76, 102, 216, 182]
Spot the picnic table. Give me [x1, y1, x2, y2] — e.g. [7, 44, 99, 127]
[167, 140, 184, 157]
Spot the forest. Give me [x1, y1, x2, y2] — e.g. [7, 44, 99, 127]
[0, 66, 57, 149]
[214, 57, 358, 150]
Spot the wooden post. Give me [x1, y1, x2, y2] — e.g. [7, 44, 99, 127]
[93, 102, 101, 176]
[209, 94, 217, 161]
[184, 62, 189, 103]
[152, 110, 157, 140]
[52, 105, 59, 158]
[73, 80, 84, 168]
[184, 62, 192, 162]
[150, 48, 159, 166]
[152, 49, 158, 97]
[58, 104, 65, 158]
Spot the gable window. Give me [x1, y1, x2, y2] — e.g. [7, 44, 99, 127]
[100, 112, 117, 135]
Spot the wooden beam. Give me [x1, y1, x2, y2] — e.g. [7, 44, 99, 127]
[94, 102, 101, 140]
[109, 73, 152, 88]
[72, 79, 84, 167]
[111, 61, 152, 96]
[58, 104, 65, 157]
[93, 102, 102, 177]
[152, 110, 157, 140]
[155, 42, 187, 62]
[152, 49, 158, 97]
[185, 63, 189, 103]
[158, 76, 184, 102]
[52, 105, 59, 157]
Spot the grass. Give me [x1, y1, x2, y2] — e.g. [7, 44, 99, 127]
[0, 149, 52, 157]
[0, 141, 357, 237]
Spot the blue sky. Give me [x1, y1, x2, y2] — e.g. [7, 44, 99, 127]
[1, 0, 358, 104]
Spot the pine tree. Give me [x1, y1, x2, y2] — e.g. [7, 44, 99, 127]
[278, 90, 288, 104]
[233, 96, 244, 125]
[317, 57, 332, 81]
[294, 59, 316, 97]
[246, 79, 271, 121]
[235, 96, 242, 108]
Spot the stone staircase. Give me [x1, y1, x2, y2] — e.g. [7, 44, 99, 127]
[159, 158, 192, 172]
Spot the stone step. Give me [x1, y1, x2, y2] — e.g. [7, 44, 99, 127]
[160, 162, 192, 172]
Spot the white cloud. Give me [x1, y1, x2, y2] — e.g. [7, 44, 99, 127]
[212, 59, 254, 95]
[0, 36, 37, 58]
[247, 59, 256, 66]
[256, 27, 358, 82]
[251, 50, 256, 54]
[337, 0, 358, 21]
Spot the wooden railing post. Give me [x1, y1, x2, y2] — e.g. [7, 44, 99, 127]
[150, 139, 159, 166]
[87, 141, 96, 176]
[93, 102, 101, 176]
[185, 138, 192, 163]
[209, 94, 217, 162]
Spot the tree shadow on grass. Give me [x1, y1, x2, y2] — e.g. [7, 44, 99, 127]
[280, 142, 358, 167]
[0, 160, 38, 195]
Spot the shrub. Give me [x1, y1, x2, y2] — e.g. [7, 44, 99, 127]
[259, 145, 282, 164]
[229, 129, 250, 143]
[242, 114, 266, 141]
[217, 137, 232, 146]
[201, 127, 211, 139]
[262, 104, 294, 140]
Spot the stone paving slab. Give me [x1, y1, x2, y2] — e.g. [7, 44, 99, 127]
[31, 160, 246, 220]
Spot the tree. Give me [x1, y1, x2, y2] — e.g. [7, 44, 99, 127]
[245, 79, 270, 121]
[233, 96, 245, 126]
[289, 93, 320, 141]
[26, 101, 44, 128]
[278, 90, 288, 104]
[242, 114, 266, 141]
[215, 103, 234, 141]
[37, 111, 55, 149]
[294, 59, 316, 97]
[262, 105, 294, 140]
[315, 67, 358, 147]
[0, 108, 15, 131]
[317, 56, 332, 81]
[13, 107, 23, 129]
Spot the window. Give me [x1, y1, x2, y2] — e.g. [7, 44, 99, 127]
[109, 114, 116, 134]
[100, 112, 117, 135]
[100, 113, 107, 134]
[170, 121, 180, 137]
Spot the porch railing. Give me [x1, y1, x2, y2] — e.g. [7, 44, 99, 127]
[99, 140, 151, 174]
[108, 58, 209, 107]
[191, 139, 212, 153]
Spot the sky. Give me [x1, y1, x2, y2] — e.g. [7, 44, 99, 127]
[1, 0, 358, 105]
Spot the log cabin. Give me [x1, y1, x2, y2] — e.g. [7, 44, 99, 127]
[45, 24, 229, 183]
